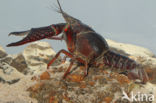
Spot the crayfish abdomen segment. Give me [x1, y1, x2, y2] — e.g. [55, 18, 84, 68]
[103, 50, 137, 69]
[102, 50, 149, 83]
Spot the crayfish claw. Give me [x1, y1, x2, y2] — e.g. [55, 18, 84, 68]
[8, 30, 30, 37]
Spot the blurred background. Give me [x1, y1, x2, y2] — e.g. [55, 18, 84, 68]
[0, 0, 156, 54]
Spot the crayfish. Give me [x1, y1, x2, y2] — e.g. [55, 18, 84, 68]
[7, 0, 149, 83]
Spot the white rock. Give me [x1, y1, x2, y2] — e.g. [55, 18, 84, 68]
[0, 76, 37, 103]
[0, 62, 37, 103]
[107, 39, 155, 57]
[132, 82, 156, 102]
[107, 39, 156, 67]
[22, 41, 57, 75]
[0, 62, 23, 82]
[0, 45, 6, 53]
[0, 45, 7, 58]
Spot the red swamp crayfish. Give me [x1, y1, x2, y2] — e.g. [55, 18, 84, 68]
[7, 0, 149, 83]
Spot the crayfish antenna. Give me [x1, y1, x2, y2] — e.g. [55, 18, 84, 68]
[56, 0, 81, 24]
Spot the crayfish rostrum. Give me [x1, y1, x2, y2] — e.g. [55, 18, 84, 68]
[7, 0, 149, 83]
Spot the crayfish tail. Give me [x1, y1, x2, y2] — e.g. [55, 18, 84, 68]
[103, 50, 149, 83]
[103, 50, 136, 69]
[128, 66, 149, 84]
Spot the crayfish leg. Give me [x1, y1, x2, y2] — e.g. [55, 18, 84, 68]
[47, 49, 85, 69]
[47, 49, 74, 69]
[47, 49, 90, 79]
[62, 61, 74, 79]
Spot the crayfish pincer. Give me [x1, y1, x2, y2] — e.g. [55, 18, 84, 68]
[7, 0, 149, 83]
